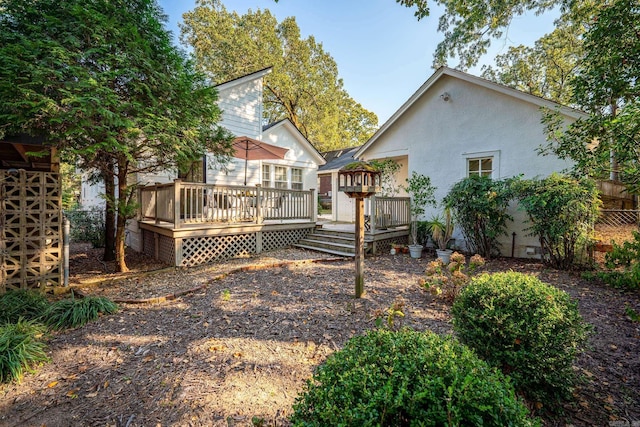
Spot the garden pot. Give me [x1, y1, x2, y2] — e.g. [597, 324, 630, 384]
[436, 249, 453, 264]
[409, 244, 423, 259]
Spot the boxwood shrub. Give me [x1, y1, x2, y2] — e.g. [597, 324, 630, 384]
[452, 272, 590, 406]
[290, 329, 538, 426]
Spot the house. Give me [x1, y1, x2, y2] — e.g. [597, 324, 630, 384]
[317, 146, 361, 220]
[1, 136, 63, 291]
[355, 66, 583, 258]
[125, 68, 326, 266]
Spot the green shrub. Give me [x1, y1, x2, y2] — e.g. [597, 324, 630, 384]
[444, 175, 514, 258]
[0, 319, 49, 383]
[43, 295, 119, 330]
[514, 174, 600, 270]
[0, 289, 51, 324]
[452, 272, 590, 406]
[598, 230, 640, 290]
[64, 207, 106, 248]
[291, 329, 538, 426]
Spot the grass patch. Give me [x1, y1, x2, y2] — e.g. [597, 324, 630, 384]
[43, 295, 119, 330]
[0, 319, 49, 383]
[0, 289, 51, 324]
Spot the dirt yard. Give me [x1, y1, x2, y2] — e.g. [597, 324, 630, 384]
[0, 243, 639, 427]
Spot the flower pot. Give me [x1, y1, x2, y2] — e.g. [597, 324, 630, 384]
[436, 249, 453, 264]
[409, 244, 423, 259]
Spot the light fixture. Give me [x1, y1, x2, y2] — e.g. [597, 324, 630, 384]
[440, 92, 451, 102]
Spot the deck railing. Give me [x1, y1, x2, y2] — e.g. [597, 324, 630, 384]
[366, 195, 411, 231]
[139, 180, 316, 228]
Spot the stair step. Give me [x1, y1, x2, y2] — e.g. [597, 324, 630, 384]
[293, 244, 355, 257]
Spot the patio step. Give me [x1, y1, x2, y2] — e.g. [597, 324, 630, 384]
[294, 230, 369, 257]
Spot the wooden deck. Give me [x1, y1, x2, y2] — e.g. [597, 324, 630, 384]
[137, 181, 411, 267]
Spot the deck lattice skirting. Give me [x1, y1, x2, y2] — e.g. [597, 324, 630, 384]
[142, 225, 315, 267]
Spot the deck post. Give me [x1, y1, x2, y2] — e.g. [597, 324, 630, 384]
[255, 184, 263, 224]
[370, 195, 377, 234]
[173, 179, 182, 229]
[310, 188, 317, 222]
[154, 184, 159, 225]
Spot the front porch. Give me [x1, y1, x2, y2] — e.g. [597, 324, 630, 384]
[136, 180, 411, 266]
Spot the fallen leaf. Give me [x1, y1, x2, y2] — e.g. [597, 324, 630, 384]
[47, 381, 58, 388]
[66, 389, 79, 398]
[103, 380, 109, 388]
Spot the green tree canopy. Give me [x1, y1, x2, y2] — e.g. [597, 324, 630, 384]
[541, 0, 640, 193]
[181, 0, 378, 152]
[0, 0, 232, 271]
[480, 23, 582, 105]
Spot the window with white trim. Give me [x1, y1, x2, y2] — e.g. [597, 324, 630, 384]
[274, 166, 288, 189]
[291, 168, 303, 190]
[467, 157, 493, 177]
[262, 164, 271, 187]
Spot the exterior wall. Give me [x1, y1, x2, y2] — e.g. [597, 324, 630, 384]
[262, 123, 320, 192]
[360, 75, 575, 258]
[217, 78, 263, 139]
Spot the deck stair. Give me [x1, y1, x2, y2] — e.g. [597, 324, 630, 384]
[294, 228, 368, 257]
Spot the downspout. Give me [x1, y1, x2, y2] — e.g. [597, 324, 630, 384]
[511, 232, 516, 258]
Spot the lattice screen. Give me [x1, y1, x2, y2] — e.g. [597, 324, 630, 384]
[376, 237, 409, 255]
[142, 230, 175, 265]
[263, 228, 313, 252]
[1, 170, 62, 292]
[180, 234, 256, 267]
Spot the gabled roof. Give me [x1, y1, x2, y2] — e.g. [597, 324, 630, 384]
[215, 66, 273, 91]
[355, 66, 586, 158]
[318, 146, 361, 172]
[262, 119, 326, 165]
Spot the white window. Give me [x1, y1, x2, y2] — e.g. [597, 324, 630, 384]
[262, 164, 271, 187]
[467, 157, 493, 177]
[291, 168, 303, 190]
[274, 166, 288, 189]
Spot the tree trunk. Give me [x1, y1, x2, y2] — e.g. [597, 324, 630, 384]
[102, 166, 116, 262]
[115, 164, 129, 273]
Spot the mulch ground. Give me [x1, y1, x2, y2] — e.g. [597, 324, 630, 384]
[0, 242, 638, 427]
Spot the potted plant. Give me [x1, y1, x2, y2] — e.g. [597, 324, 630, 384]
[428, 207, 454, 263]
[403, 172, 437, 259]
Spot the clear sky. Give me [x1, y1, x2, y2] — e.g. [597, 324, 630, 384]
[158, 0, 557, 124]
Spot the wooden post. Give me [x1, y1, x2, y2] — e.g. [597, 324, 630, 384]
[255, 184, 263, 224]
[173, 179, 181, 229]
[310, 188, 317, 223]
[355, 196, 365, 298]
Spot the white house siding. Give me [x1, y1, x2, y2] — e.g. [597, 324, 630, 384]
[359, 71, 576, 258]
[217, 78, 263, 140]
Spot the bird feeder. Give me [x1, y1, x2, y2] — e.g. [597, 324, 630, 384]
[338, 161, 381, 198]
[338, 162, 381, 298]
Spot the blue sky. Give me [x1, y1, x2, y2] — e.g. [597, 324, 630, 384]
[158, 0, 557, 124]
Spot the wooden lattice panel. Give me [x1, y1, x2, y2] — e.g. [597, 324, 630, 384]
[263, 228, 313, 252]
[376, 237, 409, 255]
[1, 170, 62, 292]
[180, 234, 256, 267]
[142, 229, 155, 258]
[158, 235, 175, 265]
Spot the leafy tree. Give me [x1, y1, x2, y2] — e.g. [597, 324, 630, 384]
[514, 174, 600, 270]
[369, 159, 401, 197]
[181, 0, 378, 152]
[0, 0, 232, 272]
[541, 0, 640, 193]
[481, 23, 583, 105]
[444, 175, 514, 258]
